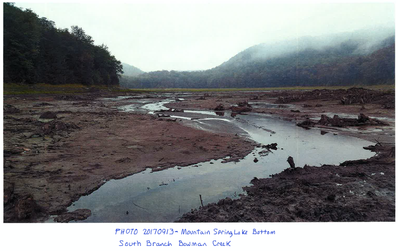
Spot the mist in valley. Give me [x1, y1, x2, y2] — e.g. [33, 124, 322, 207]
[6, 2, 395, 89]
[14, 2, 395, 73]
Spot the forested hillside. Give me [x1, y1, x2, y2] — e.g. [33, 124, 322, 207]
[3, 3, 123, 86]
[121, 63, 144, 77]
[3, 2, 394, 89]
[124, 32, 395, 88]
[119, 63, 145, 88]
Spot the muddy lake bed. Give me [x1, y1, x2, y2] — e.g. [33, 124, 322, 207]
[3, 88, 395, 223]
[67, 96, 374, 222]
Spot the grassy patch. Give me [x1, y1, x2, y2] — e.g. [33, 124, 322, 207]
[4, 83, 84, 95]
[3, 83, 394, 95]
[118, 85, 395, 93]
[3, 83, 121, 95]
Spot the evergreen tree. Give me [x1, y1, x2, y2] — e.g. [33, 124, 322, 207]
[3, 3, 123, 86]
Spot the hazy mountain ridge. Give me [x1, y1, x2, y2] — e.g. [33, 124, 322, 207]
[123, 28, 395, 89]
[122, 63, 145, 77]
[220, 27, 395, 68]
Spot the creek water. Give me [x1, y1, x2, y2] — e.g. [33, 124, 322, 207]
[67, 99, 375, 222]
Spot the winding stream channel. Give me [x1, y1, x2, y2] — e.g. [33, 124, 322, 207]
[67, 97, 375, 222]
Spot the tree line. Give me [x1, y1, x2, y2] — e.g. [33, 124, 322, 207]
[122, 36, 394, 88]
[3, 3, 123, 86]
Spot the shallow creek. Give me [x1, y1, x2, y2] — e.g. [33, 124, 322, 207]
[67, 98, 375, 222]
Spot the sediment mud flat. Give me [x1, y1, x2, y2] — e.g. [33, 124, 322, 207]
[3, 87, 395, 222]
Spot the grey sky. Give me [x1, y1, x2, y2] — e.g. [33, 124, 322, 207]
[14, 1, 395, 72]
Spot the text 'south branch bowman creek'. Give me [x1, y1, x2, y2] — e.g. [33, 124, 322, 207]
[116, 228, 276, 247]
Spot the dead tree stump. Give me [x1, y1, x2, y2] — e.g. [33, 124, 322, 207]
[287, 156, 295, 168]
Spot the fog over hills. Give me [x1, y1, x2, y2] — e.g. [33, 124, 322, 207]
[220, 26, 395, 68]
[121, 27, 395, 89]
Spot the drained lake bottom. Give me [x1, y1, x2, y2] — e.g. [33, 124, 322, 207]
[67, 100, 375, 222]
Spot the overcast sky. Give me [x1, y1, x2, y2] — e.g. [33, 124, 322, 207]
[14, 1, 395, 72]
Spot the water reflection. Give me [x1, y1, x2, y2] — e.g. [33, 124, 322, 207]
[67, 98, 375, 222]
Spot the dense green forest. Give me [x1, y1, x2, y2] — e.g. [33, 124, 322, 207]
[3, 3, 123, 86]
[122, 34, 395, 89]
